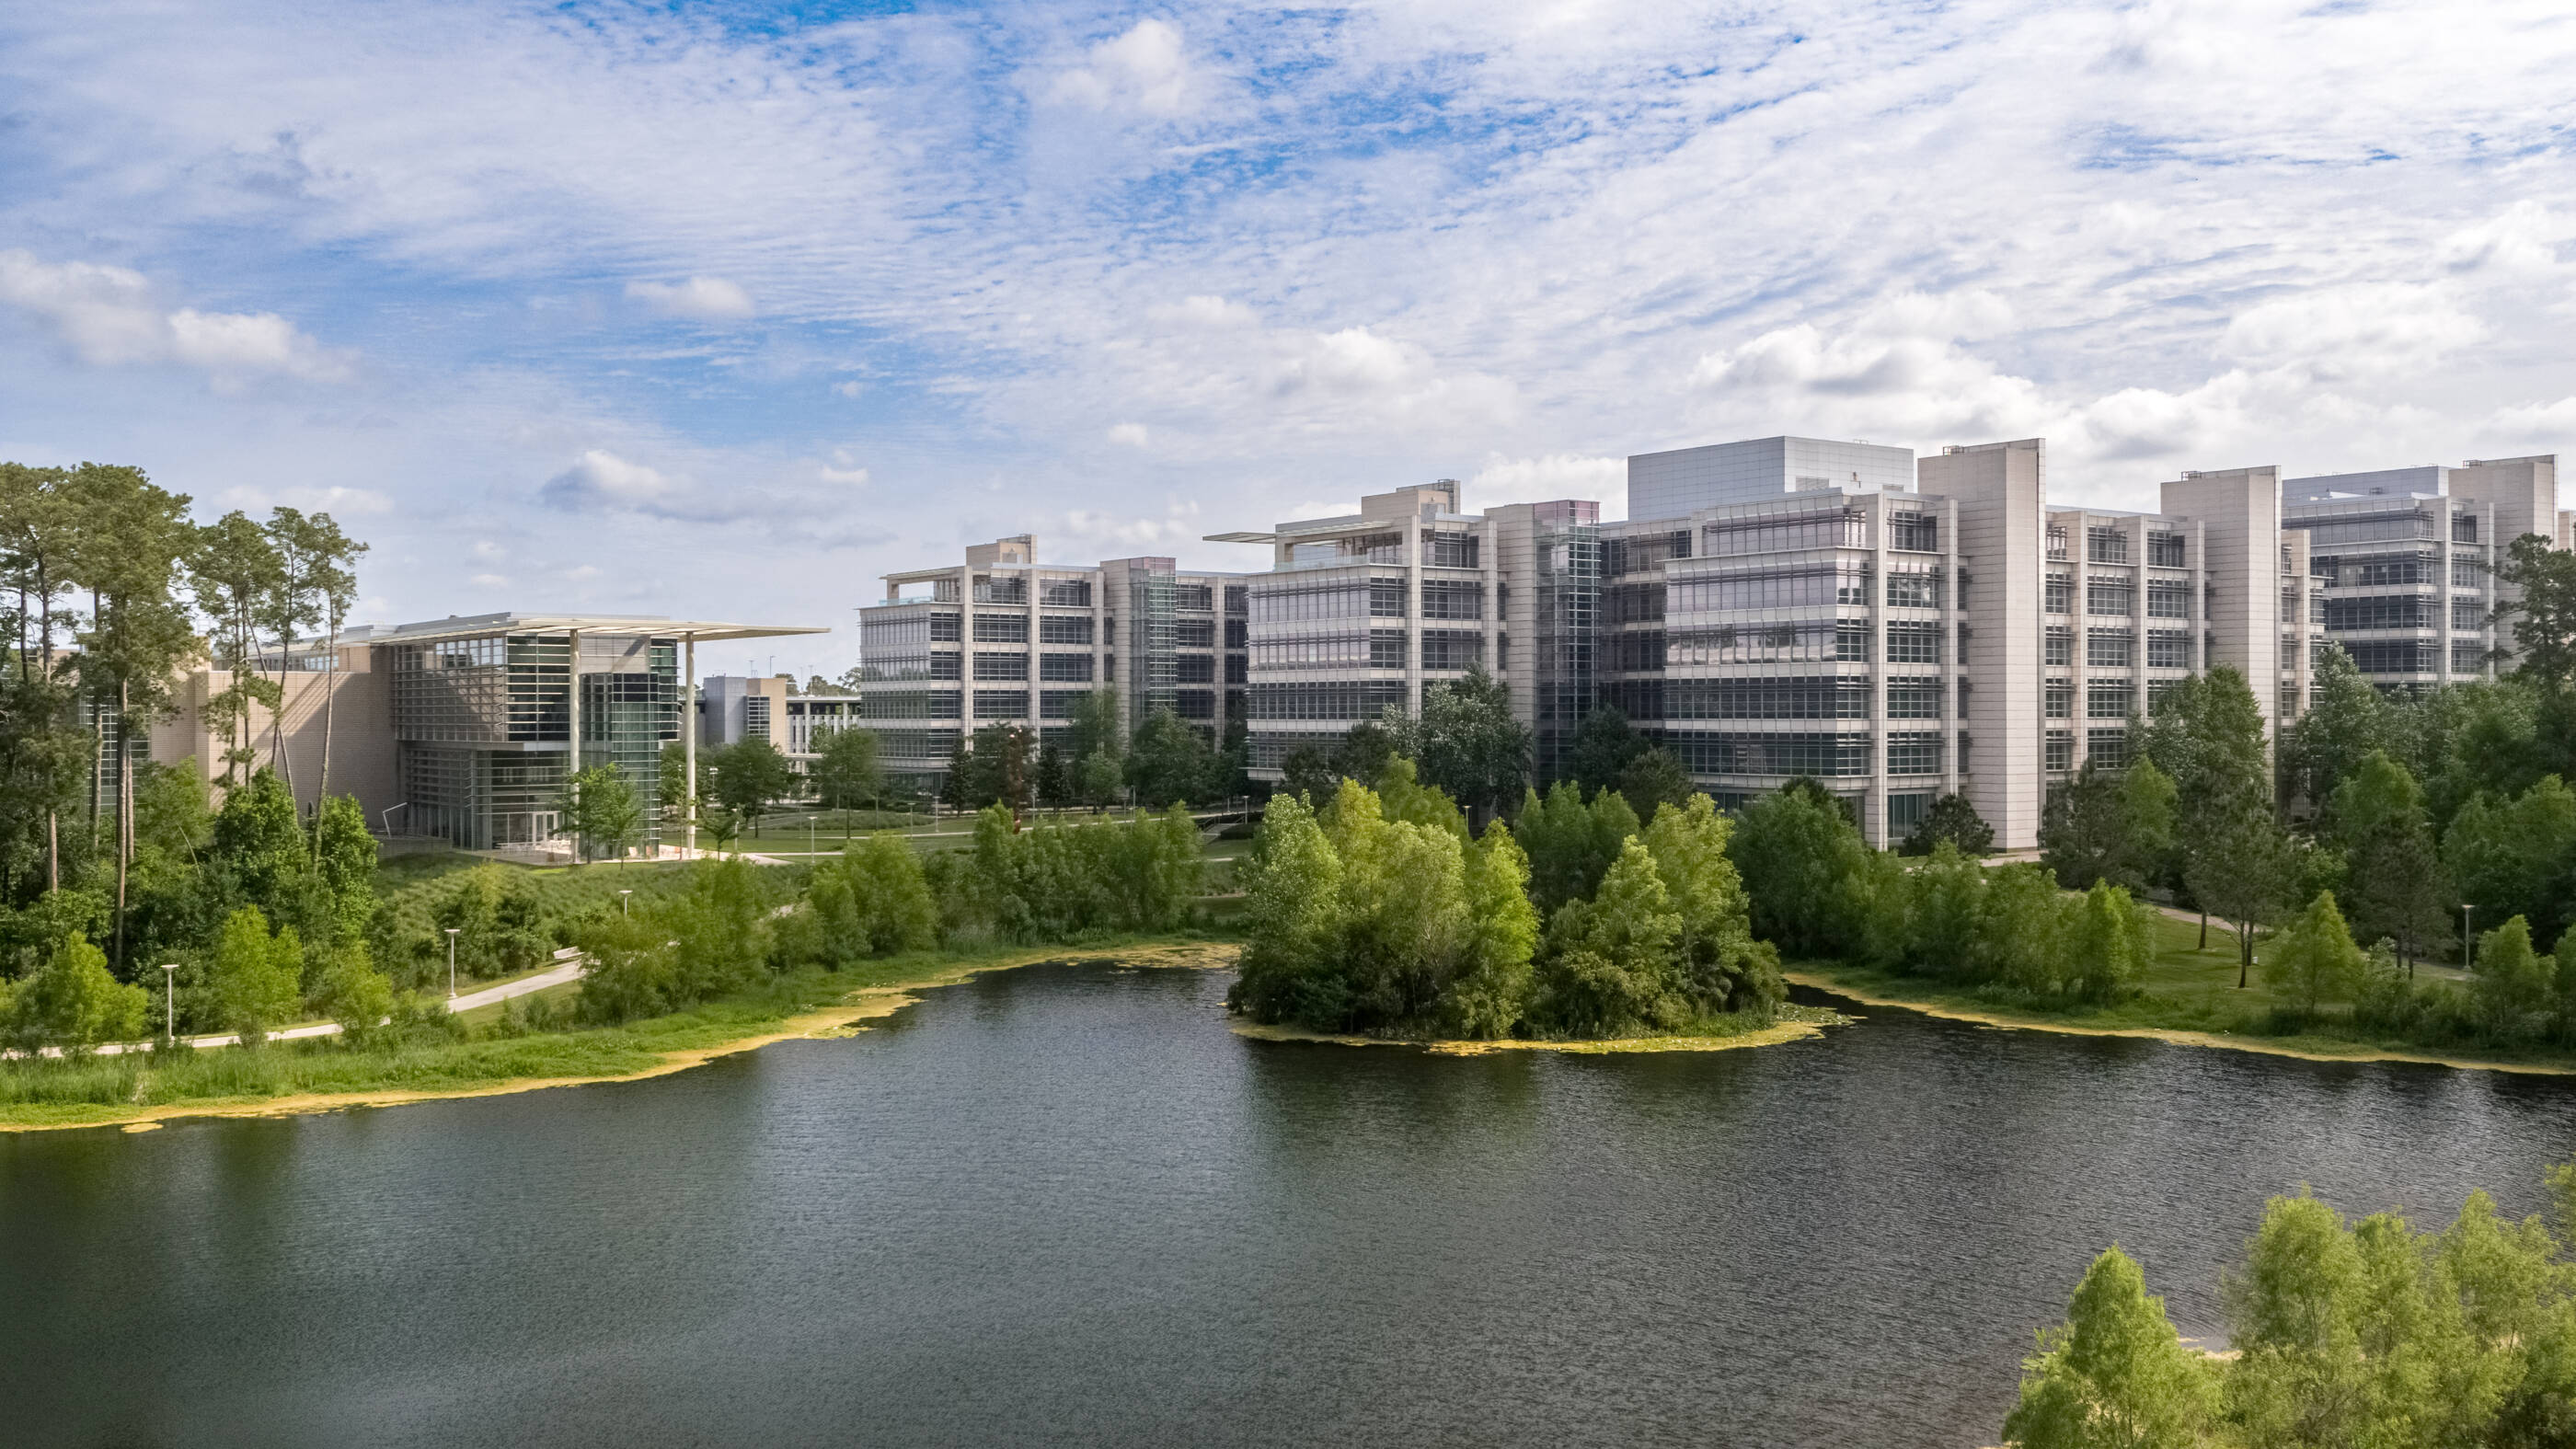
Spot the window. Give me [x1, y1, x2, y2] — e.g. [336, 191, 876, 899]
[2453, 557, 2486, 588]
[1885, 622, 1940, 664]
[2346, 640, 2438, 673]
[1667, 563, 1869, 613]
[1602, 530, 1691, 576]
[2453, 641, 2488, 673]
[2046, 576, 2073, 614]
[1704, 507, 1867, 556]
[1839, 620, 1878, 661]
[2146, 631, 2191, 669]
[1611, 631, 1666, 672]
[2046, 627, 2073, 667]
[927, 652, 961, 680]
[972, 652, 1029, 681]
[2087, 630, 2132, 668]
[2451, 599, 2486, 633]
[972, 615, 1028, 643]
[1174, 689, 1214, 719]
[1887, 731, 1943, 776]
[2087, 730, 2130, 769]
[972, 689, 1029, 718]
[1369, 630, 1405, 668]
[1039, 580, 1092, 608]
[2087, 581, 2133, 616]
[1225, 654, 1248, 684]
[1039, 615, 1093, 644]
[1888, 512, 1939, 552]
[1954, 622, 1970, 666]
[2453, 513, 2479, 543]
[2148, 680, 2186, 715]
[2046, 682, 2072, 719]
[2087, 684, 2131, 719]
[1665, 678, 1869, 720]
[2047, 526, 2069, 560]
[1424, 531, 1481, 569]
[1225, 618, 1248, 649]
[1609, 583, 1666, 623]
[1175, 619, 1214, 648]
[1248, 681, 1409, 719]
[1665, 730, 1874, 777]
[2148, 533, 2186, 567]
[1225, 586, 1248, 615]
[2045, 730, 2074, 771]
[1039, 653, 1095, 682]
[1421, 580, 1483, 619]
[1369, 580, 1405, 617]
[863, 691, 960, 719]
[929, 613, 962, 642]
[2324, 595, 2436, 630]
[2146, 581, 2191, 619]
[2087, 526, 2129, 563]
[1038, 690, 1089, 718]
[973, 576, 1027, 605]
[1885, 570, 1941, 609]
[1885, 679, 1944, 719]
[1174, 584, 1214, 611]
[1176, 654, 1215, 683]
[1421, 630, 1483, 670]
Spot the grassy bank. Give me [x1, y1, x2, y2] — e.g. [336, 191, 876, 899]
[2, 937, 1240, 1133]
[1785, 913, 2576, 1075]
[1228, 1001, 1852, 1055]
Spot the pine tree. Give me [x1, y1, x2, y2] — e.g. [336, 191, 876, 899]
[2003, 1247, 2216, 1449]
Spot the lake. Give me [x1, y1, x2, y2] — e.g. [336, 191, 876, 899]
[6, 960, 2574, 1447]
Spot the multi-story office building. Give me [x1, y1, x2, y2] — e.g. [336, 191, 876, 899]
[1196, 436, 2562, 850]
[697, 673, 863, 762]
[854, 536, 1247, 791]
[2282, 456, 2571, 690]
[122, 612, 823, 857]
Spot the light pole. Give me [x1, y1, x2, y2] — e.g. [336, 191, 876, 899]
[160, 963, 178, 1047]
[619, 889, 632, 918]
[2463, 903, 2476, 973]
[445, 926, 461, 998]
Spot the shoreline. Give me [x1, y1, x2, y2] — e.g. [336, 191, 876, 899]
[1228, 1006, 1846, 1056]
[5, 940, 1245, 1135]
[1784, 969, 2576, 1077]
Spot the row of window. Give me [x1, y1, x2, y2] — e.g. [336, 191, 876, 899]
[1669, 564, 1870, 615]
[1659, 730, 1950, 777]
[1702, 508, 1868, 557]
[1246, 682, 1410, 720]
[2044, 729, 2133, 771]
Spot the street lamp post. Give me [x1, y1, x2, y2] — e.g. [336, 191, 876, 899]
[160, 963, 178, 1047]
[445, 926, 461, 998]
[2463, 904, 2476, 973]
[619, 889, 632, 917]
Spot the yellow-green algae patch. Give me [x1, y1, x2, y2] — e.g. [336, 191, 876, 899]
[1784, 970, 2576, 1078]
[6, 940, 1246, 1134]
[1229, 1004, 1848, 1056]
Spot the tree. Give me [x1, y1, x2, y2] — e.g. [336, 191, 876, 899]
[952, 721, 1035, 811]
[1064, 687, 1123, 768]
[1333, 719, 1398, 788]
[1126, 708, 1218, 809]
[809, 725, 882, 827]
[1033, 741, 1069, 808]
[2262, 891, 2366, 1016]
[316, 949, 395, 1045]
[2327, 752, 2453, 972]
[1641, 792, 1781, 1014]
[1615, 747, 1693, 821]
[1388, 663, 1529, 821]
[187, 511, 284, 787]
[1729, 779, 1874, 960]
[1562, 704, 1648, 797]
[557, 763, 644, 863]
[2473, 915, 2556, 1041]
[2148, 666, 2286, 970]
[2110, 759, 2178, 892]
[2283, 643, 2390, 811]
[1512, 779, 1639, 916]
[791, 834, 938, 963]
[1075, 747, 1124, 811]
[2002, 1247, 2215, 1449]
[209, 904, 303, 1044]
[1902, 792, 1995, 857]
[1443, 822, 1537, 1038]
[658, 741, 696, 832]
[310, 793, 379, 949]
[705, 738, 796, 834]
[3, 932, 147, 1052]
[2187, 787, 2297, 989]
[1536, 838, 1685, 1036]
[2493, 532, 2576, 690]
[2040, 765, 2124, 891]
[1279, 743, 1338, 804]
[2444, 776, 2576, 954]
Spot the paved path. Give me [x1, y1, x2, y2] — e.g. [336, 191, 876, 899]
[70, 951, 590, 1059]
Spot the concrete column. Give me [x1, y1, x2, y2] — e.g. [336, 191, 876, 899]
[1866, 495, 1889, 848]
[1481, 520, 1501, 682]
[1403, 516, 1424, 717]
[1942, 496, 1961, 798]
[567, 629, 582, 775]
[684, 633, 696, 856]
[2129, 516, 2149, 721]
[1027, 569, 1041, 737]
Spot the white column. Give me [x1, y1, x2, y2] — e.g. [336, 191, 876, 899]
[684, 633, 696, 857]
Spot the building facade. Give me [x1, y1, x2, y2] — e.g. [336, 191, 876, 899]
[854, 537, 1248, 791]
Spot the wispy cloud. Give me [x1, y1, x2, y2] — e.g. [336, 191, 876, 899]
[0, 249, 351, 385]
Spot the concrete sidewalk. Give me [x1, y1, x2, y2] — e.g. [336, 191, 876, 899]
[73, 950, 589, 1059]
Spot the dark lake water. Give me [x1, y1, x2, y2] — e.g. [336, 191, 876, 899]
[8, 961, 2576, 1447]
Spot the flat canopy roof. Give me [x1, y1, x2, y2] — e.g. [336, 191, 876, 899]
[339, 612, 830, 647]
[1202, 531, 1277, 545]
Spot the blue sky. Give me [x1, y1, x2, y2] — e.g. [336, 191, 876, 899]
[3, 0, 2572, 676]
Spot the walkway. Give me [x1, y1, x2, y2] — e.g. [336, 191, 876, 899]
[75, 951, 589, 1059]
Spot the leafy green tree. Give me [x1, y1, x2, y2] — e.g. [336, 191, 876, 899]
[1126, 708, 1220, 808]
[209, 904, 303, 1043]
[1562, 704, 1648, 797]
[2111, 761, 2178, 891]
[1064, 687, 1123, 768]
[1729, 779, 1873, 960]
[1033, 741, 1070, 808]
[1333, 719, 1398, 788]
[2327, 752, 2453, 972]
[1076, 747, 1124, 811]
[557, 763, 644, 864]
[187, 510, 285, 787]
[1228, 793, 1347, 1026]
[2040, 764, 2125, 891]
[1443, 821, 1537, 1038]
[2282, 642, 2390, 811]
[2262, 891, 2366, 1016]
[316, 948, 395, 1045]
[1902, 792, 1995, 857]
[2188, 787, 2297, 989]
[1388, 663, 1529, 820]
[1512, 779, 1638, 915]
[1279, 742, 1338, 805]
[2444, 776, 2576, 953]
[658, 740, 696, 830]
[789, 834, 939, 964]
[2002, 1246, 2216, 1449]
[706, 737, 798, 833]
[1615, 747, 1693, 822]
[1978, 863, 2071, 994]
[2472, 914, 2556, 1041]
[1641, 793, 1781, 1014]
[2493, 532, 2576, 690]
[1536, 838, 1685, 1036]
[310, 793, 379, 949]
[810, 725, 882, 823]
[3, 932, 147, 1052]
[1369, 757, 1468, 841]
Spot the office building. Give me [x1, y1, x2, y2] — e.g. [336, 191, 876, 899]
[854, 537, 1248, 792]
[125, 612, 823, 857]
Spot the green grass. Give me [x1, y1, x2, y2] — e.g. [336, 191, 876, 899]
[1784, 911, 2576, 1068]
[3, 937, 1230, 1130]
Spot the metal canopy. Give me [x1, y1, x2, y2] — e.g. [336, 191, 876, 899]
[342, 612, 830, 647]
[1202, 531, 1277, 545]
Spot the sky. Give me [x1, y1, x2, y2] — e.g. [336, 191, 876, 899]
[3, 0, 2572, 678]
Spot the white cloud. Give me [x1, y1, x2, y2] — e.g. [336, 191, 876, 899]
[625, 276, 756, 321]
[817, 447, 869, 485]
[1045, 20, 1194, 117]
[2484, 396, 2576, 443]
[1107, 421, 1151, 447]
[215, 483, 394, 515]
[831, 379, 865, 398]
[1469, 453, 1626, 511]
[468, 572, 508, 590]
[1148, 295, 1259, 330]
[2216, 283, 2484, 379]
[0, 249, 351, 384]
